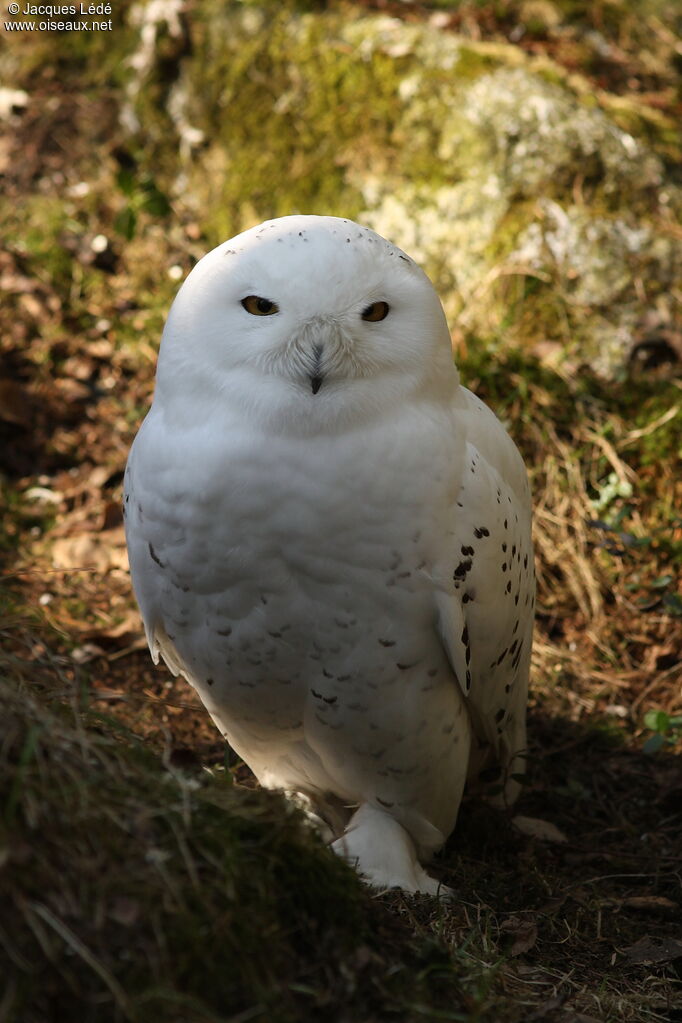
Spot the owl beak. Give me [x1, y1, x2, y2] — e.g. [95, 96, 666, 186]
[309, 344, 324, 395]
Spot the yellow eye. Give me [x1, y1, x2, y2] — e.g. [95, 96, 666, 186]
[241, 295, 279, 316]
[361, 301, 390, 322]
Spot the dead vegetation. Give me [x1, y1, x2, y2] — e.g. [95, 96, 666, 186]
[1, 1, 681, 1021]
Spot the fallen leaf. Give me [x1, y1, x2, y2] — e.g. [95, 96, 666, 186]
[71, 643, 106, 664]
[51, 528, 128, 573]
[0, 378, 33, 426]
[620, 895, 678, 916]
[512, 815, 568, 844]
[500, 915, 538, 956]
[623, 935, 682, 965]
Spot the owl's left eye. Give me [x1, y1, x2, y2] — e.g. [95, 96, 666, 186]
[241, 295, 279, 316]
[361, 301, 390, 322]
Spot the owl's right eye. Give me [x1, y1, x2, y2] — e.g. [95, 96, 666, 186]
[241, 295, 279, 316]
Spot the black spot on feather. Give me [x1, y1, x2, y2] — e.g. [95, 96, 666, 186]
[454, 559, 472, 579]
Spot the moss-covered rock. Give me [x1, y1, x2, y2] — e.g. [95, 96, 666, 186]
[100, 5, 681, 378]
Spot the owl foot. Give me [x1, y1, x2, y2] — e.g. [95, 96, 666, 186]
[332, 803, 452, 897]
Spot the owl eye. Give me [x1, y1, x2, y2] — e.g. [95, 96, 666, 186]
[361, 301, 390, 322]
[241, 295, 279, 316]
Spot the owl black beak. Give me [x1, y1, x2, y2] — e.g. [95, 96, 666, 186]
[310, 344, 324, 395]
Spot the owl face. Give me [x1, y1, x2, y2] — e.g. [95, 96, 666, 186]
[156, 216, 457, 431]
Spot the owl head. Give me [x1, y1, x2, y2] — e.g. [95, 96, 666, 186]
[155, 215, 459, 434]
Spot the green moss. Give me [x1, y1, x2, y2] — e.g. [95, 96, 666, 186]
[0, 668, 372, 1022]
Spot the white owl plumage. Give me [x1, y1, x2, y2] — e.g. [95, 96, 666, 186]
[124, 215, 534, 895]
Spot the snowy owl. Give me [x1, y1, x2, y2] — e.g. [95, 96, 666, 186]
[124, 215, 534, 895]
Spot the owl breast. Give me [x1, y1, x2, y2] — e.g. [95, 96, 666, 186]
[126, 404, 467, 795]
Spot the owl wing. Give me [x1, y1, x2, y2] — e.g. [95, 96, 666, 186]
[434, 388, 534, 798]
[123, 409, 205, 679]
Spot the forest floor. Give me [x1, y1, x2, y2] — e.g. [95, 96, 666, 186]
[1, 2, 681, 1021]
